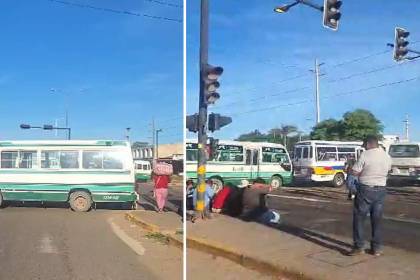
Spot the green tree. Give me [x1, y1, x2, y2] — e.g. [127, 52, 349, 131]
[236, 129, 266, 142]
[310, 119, 343, 140]
[341, 109, 383, 140]
[269, 125, 298, 146]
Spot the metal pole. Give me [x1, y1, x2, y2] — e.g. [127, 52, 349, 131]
[196, 0, 209, 218]
[404, 114, 410, 141]
[67, 128, 71, 140]
[315, 59, 321, 125]
[152, 118, 156, 160]
[156, 130, 159, 159]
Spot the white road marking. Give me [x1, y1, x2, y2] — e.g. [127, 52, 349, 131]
[267, 194, 331, 203]
[108, 218, 145, 256]
[38, 234, 59, 254]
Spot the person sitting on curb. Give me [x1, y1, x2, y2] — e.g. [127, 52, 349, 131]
[186, 179, 195, 211]
[211, 183, 233, 213]
[238, 180, 281, 225]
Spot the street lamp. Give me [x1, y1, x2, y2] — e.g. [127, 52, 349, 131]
[50, 87, 86, 139]
[126, 127, 131, 142]
[20, 123, 72, 140]
[155, 129, 163, 159]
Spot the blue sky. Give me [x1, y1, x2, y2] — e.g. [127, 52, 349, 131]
[0, 0, 182, 144]
[186, 0, 420, 141]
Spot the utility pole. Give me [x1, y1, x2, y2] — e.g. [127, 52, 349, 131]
[196, 0, 210, 219]
[126, 127, 131, 142]
[313, 59, 324, 125]
[404, 114, 410, 141]
[156, 129, 162, 159]
[152, 118, 156, 160]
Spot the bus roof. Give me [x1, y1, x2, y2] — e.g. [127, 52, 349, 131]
[295, 140, 362, 146]
[186, 139, 287, 149]
[390, 142, 420, 146]
[0, 140, 129, 147]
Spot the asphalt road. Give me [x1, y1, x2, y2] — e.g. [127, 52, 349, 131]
[0, 206, 182, 280]
[267, 186, 420, 253]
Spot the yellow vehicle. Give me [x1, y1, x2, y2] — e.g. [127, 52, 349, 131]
[292, 140, 363, 187]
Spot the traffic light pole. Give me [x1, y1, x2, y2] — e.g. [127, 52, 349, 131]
[196, 0, 209, 219]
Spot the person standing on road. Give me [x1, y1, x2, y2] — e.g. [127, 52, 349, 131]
[349, 135, 392, 257]
[153, 172, 171, 213]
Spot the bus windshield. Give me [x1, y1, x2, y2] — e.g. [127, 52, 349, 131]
[262, 147, 289, 163]
[389, 145, 420, 158]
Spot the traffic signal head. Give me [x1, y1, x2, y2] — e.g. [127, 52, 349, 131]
[20, 124, 31, 129]
[208, 113, 232, 132]
[394, 27, 410, 61]
[186, 114, 199, 133]
[43, 125, 54, 130]
[323, 0, 342, 31]
[203, 64, 223, 105]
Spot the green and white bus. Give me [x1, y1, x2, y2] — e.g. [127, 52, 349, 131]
[186, 139, 293, 192]
[134, 160, 152, 182]
[0, 140, 137, 212]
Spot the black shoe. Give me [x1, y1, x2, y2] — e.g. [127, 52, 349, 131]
[348, 248, 365, 256]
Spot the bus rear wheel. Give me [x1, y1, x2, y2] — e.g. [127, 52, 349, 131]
[332, 173, 345, 188]
[0, 191, 3, 208]
[69, 191, 92, 212]
[270, 176, 283, 189]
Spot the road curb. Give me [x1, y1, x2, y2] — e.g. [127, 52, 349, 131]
[187, 235, 316, 280]
[125, 212, 183, 250]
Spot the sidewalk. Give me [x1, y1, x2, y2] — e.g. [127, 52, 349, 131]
[126, 210, 183, 248]
[187, 215, 420, 280]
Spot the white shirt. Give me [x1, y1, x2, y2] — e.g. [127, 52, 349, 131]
[352, 147, 392, 187]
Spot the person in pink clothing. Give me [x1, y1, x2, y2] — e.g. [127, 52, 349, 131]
[153, 173, 170, 213]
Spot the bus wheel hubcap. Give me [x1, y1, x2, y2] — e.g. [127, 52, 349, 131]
[75, 196, 86, 209]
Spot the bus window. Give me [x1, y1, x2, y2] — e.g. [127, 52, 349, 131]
[252, 150, 258, 165]
[1, 151, 18, 168]
[83, 151, 103, 169]
[302, 147, 309, 159]
[60, 151, 79, 168]
[294, 147, 302, 160]
[337, 147, 356, 162]
[103, 152, 123, 169]
[309, 146, 313, 159]
[217, 145, 244, 162]
[19, 151, 37, 169]
[316, 147, 338, 161]
[246, 150, 252, 165]
[41, 151, 60, 168]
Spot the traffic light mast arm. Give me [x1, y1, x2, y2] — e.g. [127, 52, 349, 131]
[299, 0, 323, 12]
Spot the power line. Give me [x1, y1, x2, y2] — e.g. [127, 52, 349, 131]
[226, 76, 419, 117]
[142, 0, 182, 9]
[324, 75, 420, 99]
[327, 60, 419, 83]
[46, 0, 182, 23]
[216, 86, 310, 109]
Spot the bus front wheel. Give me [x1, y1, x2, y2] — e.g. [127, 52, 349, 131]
[270, 176, 283, 189]
[332, 173, 345, 188]
[69, 191, 92, 212]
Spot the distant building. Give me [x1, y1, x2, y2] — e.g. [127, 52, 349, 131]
[131, 142, 183, 174]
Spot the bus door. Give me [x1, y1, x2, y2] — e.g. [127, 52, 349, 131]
[245, 148, 259, 181]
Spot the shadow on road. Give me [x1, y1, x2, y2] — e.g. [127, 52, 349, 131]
[1, 201, 134, 211]
[276, 223, 352, 255]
